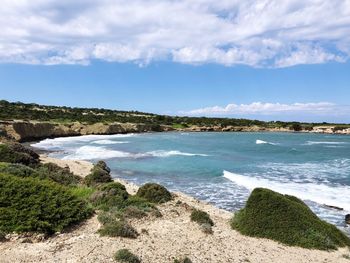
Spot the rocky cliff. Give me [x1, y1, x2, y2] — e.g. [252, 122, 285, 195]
[0, 121, 173, 142]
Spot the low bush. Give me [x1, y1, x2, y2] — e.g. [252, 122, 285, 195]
[35, 162, 81, 186]
[190, 209, 214, 226]
[231, 188, 350, 250]
[0, 173, 93, 234]
[0, 162, 36, 177]
[0, 143, 39, 166]
[98, 219, 138, 239]
[122, 195, 156, 212]
[70, 186, 95, 200]
[90, 182, 129, 210]
[122, 206, 147, 219]
[136, 183, 172, 204]
[114, 249, 140, 263]
[84, 161, 112, 186]
[174, 257, 192, 263]
[0, 162, 81, 186]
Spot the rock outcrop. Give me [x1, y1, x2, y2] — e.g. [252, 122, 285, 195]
[0, 121, 173, 142]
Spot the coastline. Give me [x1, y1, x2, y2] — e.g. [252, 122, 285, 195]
[1, 120, 350, 143]
[1, 154, 348, 262]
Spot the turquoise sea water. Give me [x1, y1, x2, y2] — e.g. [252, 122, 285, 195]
[33, 132, 350, 233]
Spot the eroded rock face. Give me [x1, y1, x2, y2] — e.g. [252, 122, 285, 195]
[1, 121, 171, 142]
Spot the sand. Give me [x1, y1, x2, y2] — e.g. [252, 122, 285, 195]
[0, 155, 349, 263]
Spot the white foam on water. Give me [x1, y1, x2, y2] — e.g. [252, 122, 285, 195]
[146, 150, 209, 157]
[31, 134, 135, 149]
[305, 141, 348, 145]
[223, 170, 350, 211]
[62, 146, 134, 160]
[61, 145, 208, 160]
[92, 140, 129, 145]
[256, 139, 277, 145]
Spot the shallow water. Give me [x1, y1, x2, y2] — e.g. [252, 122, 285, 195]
[32, 132, 350, 233]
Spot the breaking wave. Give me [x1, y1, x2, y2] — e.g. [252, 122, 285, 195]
[223, 170, 350, 211]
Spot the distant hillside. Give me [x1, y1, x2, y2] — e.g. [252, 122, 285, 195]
[1, 100, 347, 130]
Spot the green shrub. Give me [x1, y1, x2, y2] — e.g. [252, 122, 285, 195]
[70, 186, 96, 200]
[90, 182, 129, 210]
[0, 173, 93, 234]
[122, 195, 156, 212]
[231, 188, 350, 250]
[114, 249, 140, 263]
[122, 206, 147, 219]
[190, 209, 214, 226]
[0, 162, 81, 186]
[174, 257, 192, 263]
[136, 183, 172, 204]
[35, 162, 81, 186]
[0, 162, 36, 177]
[84, 161, 112, 186]
[98, 219, 138, 238]
[97, 210, 117, 225]
[0, 143, 39, 166]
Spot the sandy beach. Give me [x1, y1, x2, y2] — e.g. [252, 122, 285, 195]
[0, 155, 349, 263]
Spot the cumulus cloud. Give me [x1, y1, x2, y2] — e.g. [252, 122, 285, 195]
[0, 0, 350, 67]
[181, 102, 350, 116]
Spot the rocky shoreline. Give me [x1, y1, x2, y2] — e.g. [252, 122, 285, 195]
[1, 120, 349, 143]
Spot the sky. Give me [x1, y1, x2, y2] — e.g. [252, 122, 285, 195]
[0, 0, 350, 123]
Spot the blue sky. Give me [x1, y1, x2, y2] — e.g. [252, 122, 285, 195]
[0, 1, 350, 123]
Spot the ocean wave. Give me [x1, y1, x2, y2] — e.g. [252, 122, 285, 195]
[61, 146, 208, 160]
[305, 141, 348, 145]
[62, 146, 134, 160]
[31, 134, 135, 149]
[256, 139, 278, 145]
[146, 150, 208, 157]
[92, 139, 129, 145]
[223, 170, 350, 211]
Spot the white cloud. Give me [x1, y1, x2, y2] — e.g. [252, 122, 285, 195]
[0, 0, 349, 67]
[181, 102, 350, 116]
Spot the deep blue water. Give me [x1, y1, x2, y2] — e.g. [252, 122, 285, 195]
[33, 132, 350, 233]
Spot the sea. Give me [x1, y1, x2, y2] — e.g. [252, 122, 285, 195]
[32, 132, 350, 234]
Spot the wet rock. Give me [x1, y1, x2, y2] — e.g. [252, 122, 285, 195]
[345, 214, 350, 225]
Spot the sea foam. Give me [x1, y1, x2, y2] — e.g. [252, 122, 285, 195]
[256, 139, 277, 145]
[223, 170, 350, 211]
[31, 134, 135, 149]
[305, 141, 348, 145]
[61, 145, 208, 160]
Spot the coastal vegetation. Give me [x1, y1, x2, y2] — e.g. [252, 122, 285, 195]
[190, 209, 214, 234]
[173, 257, 192, 263]
[84, 160, 113, 186]
[136, 183, 172, 204]
[231, 188, 350, 250]
[0, 173, 92, 234]
[1, 100, 348, 132]
[114, 249, 141, 263]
